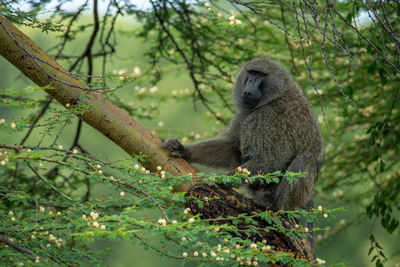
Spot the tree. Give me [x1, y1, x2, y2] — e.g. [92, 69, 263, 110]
[0, 1, 399, 266]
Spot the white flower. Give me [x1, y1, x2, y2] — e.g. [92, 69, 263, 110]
[49, 234, 56, 241]
[93, 221, 100, 228]
[210, 251, 217, 257]
[204, 2, 210, 8]
[1, 160, 6, 166]
[262, 245, 271, 251]
[202, 252, 207, 257]
[145, 170, 150, 174]
[134, 164, 139, 169]
[0, 118, 5, 125]
[318, 205, 323, 211]
[304, 227, 309, 233]
[133, 66, 141, 76]
[158, 218, 167, 226]
[323, 213, 328, 218]
[188, 218, 195, 223]
[229, 16, 235, 21]
[11, 217, 16, 221]
[98, 170, 102, 174]
[91, 212, 99, 220]
[60, 26, 68, 31]
[235, 19, 242, 25]
[172, 220, 177, 224]
[96, 164, 101, 169]
[157, 166, 162, 171]
[250, 243, 257, 249]
[182, 252, 188, 257]
[161, 170, 166, 175]
[149, 87, 158, 93]
[39, 206, 45, 212]
[73, 149, 78, 154]
[184, 208, 191, 214]
[120, 191, 125, 197]
[181, 236, 187, 241]
[158, 121, 164, 127]
[10, 122, 16, 129]
[100, 225, 106, 230]
[66, 103, 70, 108]
[58, 145, 63, 150]
[118, 69, 128, 75]
[194, 251, 199, 256]
[9, 211, 14, 216]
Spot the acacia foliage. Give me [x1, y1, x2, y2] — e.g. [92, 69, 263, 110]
[0, 0, 399, 266]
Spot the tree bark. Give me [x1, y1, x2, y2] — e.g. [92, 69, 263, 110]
[186, 185, 316, 263]
[0, 15, 315, 263]
[0, 15, 197, 191]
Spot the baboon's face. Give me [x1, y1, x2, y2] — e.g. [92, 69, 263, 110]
[242, 70, 266, 108]
[234, 57, 290, 111]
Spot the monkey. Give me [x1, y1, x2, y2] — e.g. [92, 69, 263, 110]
[163, 56, 323, 212]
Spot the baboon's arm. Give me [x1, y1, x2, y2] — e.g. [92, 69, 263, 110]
[163, 138, 241, 169]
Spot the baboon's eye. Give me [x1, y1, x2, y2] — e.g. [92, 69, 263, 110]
[248, 70, 257, 75]
[248, 70, 264, 76]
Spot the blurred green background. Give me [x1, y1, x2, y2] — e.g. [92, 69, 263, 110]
[0, 18, 398, 267]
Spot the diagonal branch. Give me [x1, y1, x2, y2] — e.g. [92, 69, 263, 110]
[0, 15, 197, 191]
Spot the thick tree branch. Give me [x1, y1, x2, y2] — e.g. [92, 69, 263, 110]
[0, 15, 197, 191]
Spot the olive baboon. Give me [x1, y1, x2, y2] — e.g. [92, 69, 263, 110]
[163, 56, 323, 211]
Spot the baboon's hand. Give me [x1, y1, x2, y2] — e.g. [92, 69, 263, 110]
[163, 138, 188, 159]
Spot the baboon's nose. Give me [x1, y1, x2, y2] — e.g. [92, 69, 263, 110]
[244, 91, 252, 96]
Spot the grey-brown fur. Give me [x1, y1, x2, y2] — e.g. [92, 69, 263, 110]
[163, 56, 322, 211]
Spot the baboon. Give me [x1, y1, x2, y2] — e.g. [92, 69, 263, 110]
[163, 56, 323, 211]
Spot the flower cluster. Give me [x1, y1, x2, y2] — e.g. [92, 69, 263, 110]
[0, 150, 9, 166]
[83, 211, 106, 230]
[236, 166, 251, 175]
